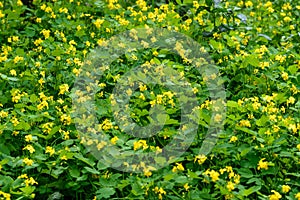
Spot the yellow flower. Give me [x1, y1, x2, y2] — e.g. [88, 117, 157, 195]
[59, 84, 69, 95]
[183, 183, 190, 191]
[40, 4, 46, 10]
[139, 84, 147, 92]
[283, 16, 292, 23]
[18, 174, 28, 179]
[13, 56, 24, 64]
[110, 136, 118, 145]
[93, 19, 104, 29]
[0, 111, 8, 118]
[295, 193, 300, 200]
[192, 87, 198, 94]
[60, 114, 71, 125]
[37, 100, 48, 110]
[281, 72, 288, 81]
[99, 119, 113, 131]
[139, 93, 146, 100]
[85, 41, 91, 47]
[11, 115, 19, 126]
[40, 29, 51, 39]
[269, 190, 282, 200]
[214, 114, 222, 123]
[69, 40, 77, 46]
[25, 135, 33, 142]
[17, 0, 23, 6]
[239, 119, 251, 127]
[23, 145, 35, 154]
[133, 140, 148, 150]
[38, 78, 45, 86]
[45, 6, 52, 13]
[45, 146, 55, 156]
[287, 96, 295, 105]
[234, 174, 240, 184]
[24, 177, 38, 186]
[36, 18, 42, 23]
[209, 170, 220, 182]
[23, 158, 34, 166]
[0, 190, 11, 200]
[96, 141, 107, 150]
[172, 166, 177, 173]
[61, 155, 68, 160]
[257, 158, 269, 170]
[34, 38, 43, 46]
[143, 170, 152, 177]
[245, 0, 253, 7]
[10, 69, 17, 76]
[288, 124, 297, 133]
[227, 181, 235, 191]
[12, 131, 19, 136]
[176, 163, 184, 171]
[194, 154, 207, 165]
[59, 7, 68, 14]
[229, 136, 238, 143]
[275, 55, 286, 63]
[297, 144, 300, 151]
[0, 10, 5, 18]
[281, 185, 290, 193]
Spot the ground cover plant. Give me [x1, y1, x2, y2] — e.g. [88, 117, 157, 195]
[0, 0, 299, 199]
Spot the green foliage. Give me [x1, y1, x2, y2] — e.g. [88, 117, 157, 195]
[0, 0, 299, 199]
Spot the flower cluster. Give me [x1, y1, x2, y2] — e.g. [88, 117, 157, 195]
[0, 0, 299, 199]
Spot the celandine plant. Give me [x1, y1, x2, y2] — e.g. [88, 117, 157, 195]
[0, 0, 299, 199]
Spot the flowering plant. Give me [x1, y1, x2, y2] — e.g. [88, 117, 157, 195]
[0, 0, 299, 199]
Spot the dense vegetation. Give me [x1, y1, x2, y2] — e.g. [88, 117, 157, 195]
[0, 0, 299, 199]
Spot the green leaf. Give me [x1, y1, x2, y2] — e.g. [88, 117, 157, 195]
[258, 34, 271, 41]
[226, 100, 239, 108]
[117, 180, 130, 190]
[279, 151, 293, 157]
[52, 49, 65, 57]
[174, 176, 188, 184]
[236, 127, 257, 136]
[96, 188, 115, 199]
[240, 147, 252, 157]
[155, 157, 167, 165]
[241, 185, 261, 196]
[19, 186, 35, 195]
[176, 0, 182, 5]
[33, 154, 47, 161]
[287, 64, 298, 74]
[83, 166, 100, 174]
[97, 160, 108, 170]
[0, 73, 19, 81]
[131, 183, 144, 196]
[15, 121, 31, 131]
[0, 143, 10, 155]
[209, 39, 222, 50]
[164, 173, 175, 181]
[76, 175, 88, 181]
[23, 27, 36, 37]
[255, 115, 268, 126]
[187, 170, 201, 179]
[52, 167, 66, 179]
[246, 55, 260, 67]
[46, 126, 61, 140]
[238, 168, 253, 178]
[69, 167, 80, 178]
[16, 48, 25, 56]
[74, 153, 95, 167]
